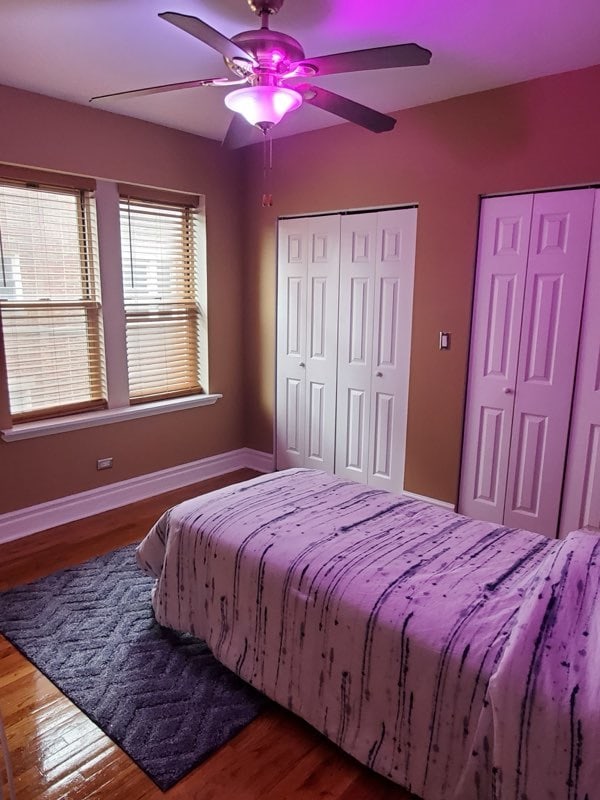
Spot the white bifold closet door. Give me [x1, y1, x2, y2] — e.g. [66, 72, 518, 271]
[459, 194, 533, 524]
[276, 214, 340, 472]
[560, 189, 600, 537]
[335, 208, 416, 492]
[276, 207, 416, 495]
[460, 188, 595, 537]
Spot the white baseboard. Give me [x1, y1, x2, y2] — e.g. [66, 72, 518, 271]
[402, 490, 456, 511]
[0, 448, 274, 545]
[242, 448, 275, 473]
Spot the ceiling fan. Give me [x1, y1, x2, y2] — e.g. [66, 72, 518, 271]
[91, 0, 432, 148]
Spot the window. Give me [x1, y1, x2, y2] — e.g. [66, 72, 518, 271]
[0, 181, 105, 422]
[119, 197, 202, 403]
[0, 171, 210, 437]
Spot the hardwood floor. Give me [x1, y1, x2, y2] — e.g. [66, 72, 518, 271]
[0, 469, 414, 800]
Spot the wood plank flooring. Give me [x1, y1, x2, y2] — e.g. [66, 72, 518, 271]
[0, 469, 415, 800]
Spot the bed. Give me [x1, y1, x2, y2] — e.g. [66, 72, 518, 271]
[137, 468, 600, 800]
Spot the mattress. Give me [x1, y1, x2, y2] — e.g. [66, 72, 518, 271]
[137, 468, 600, 799]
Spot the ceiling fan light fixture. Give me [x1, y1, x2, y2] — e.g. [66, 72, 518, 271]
[225, 84, 302, 129]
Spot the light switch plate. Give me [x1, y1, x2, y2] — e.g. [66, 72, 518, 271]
[439, 332, 451, 350]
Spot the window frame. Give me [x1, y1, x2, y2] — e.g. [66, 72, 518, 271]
[0, 170, 213, 439]
[0, 179, 107, 424]
[119, 195, 204, 404]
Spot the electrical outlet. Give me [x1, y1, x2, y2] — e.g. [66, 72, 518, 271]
[97, 457, 113, 470]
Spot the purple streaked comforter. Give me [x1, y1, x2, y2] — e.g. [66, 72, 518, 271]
[137, 469, 600, 800]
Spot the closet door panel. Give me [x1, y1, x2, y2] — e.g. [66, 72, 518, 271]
[368, 208, 416, 492]
[504, 189, 595, 536]
[459, 194, 533, 522]
[560, 190, 600, 536]
[276, 218, 308, 469]
[305, 215, 341, 472]
[335, 214, 377, 483]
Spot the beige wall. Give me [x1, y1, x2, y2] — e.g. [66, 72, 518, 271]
[2, 66, 599, 514]
[241, 65, 600, 504]
[0, 85, 245, 513]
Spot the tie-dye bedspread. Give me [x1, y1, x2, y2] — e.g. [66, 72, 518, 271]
[137, 469, 600, 800]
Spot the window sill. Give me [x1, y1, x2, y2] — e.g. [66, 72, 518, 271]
[1, 393, 223, 441]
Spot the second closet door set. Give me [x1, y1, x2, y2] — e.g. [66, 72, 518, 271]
[460, 187, 599, 538]
[276, 208, 416, 494]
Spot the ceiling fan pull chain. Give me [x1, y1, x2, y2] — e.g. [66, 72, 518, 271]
[262, 130, 273, 207]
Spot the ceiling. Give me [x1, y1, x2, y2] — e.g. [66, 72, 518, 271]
[1, 0, 599, 144]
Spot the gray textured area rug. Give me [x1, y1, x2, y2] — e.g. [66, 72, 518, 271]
[0, 544, 265, 791]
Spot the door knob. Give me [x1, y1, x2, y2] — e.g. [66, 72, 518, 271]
[376, 371, 383, 377]
[503, 387, 514, 394]
[299, 362, 306, 368]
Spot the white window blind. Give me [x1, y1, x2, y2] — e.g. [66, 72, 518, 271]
[119, 197, 202, 402]
[0, 181, 105, 422]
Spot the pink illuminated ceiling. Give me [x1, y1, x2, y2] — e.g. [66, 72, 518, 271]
[0, 0, 599, 144]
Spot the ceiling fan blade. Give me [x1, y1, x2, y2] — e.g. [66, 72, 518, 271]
[159, 12, 257, 65]
[291, 43, 431, 78]
[296, 84, 395, 133]
[90, 77, 231, 102]
[222, 114, 264, 150]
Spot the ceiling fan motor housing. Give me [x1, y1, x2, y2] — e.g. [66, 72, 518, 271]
[227, 29, 306, 77]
